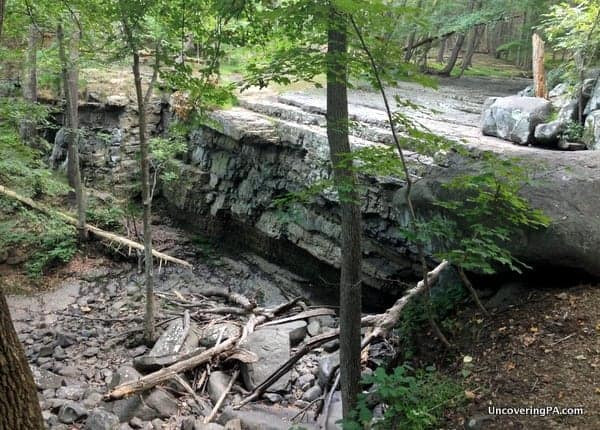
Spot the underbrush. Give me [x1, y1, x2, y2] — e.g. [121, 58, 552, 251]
[345, 365, 464, 430]
[0, 97, 78, 279]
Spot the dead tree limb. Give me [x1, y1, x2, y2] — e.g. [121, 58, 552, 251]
[0, 185, 192, 268]
[204, 369, 239, 424]
[105, 298, 301, 400]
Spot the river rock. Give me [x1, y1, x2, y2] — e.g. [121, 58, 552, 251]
[219, 405, 318, 430]
[58, 401, 88, 424]
[208, 371, 232, 404]
[317, 352, 340, 386]
[31, 366, 65, 390]
[266, 320, 307, 345]
[199, 322, 241, 348]
[133, 318, 200, 372]
[482, 96, 553, 145]
[85, 408, 120, 430]
[534, 120, 564, 145]
[583, 110, 600, 150]
[240, 328, 290, 392]
[302, 385, 322, 402]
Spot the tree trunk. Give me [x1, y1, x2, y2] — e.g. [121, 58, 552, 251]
[437, 36, 447, 63]
[57, 22, 87, 240]
[20, 24, 38, 142]
[532, 32, 547, 98]
[439, 33, 465, 76]
[0, 290, 45, 429]
[327, 7, 362, 418]
[458, 26, 481, 77]
[0, 0, 6, 41]
[132, 50, 156, 344]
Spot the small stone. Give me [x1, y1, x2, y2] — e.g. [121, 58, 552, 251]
[53, 345, 68, 360]
[129, 417, 144, 429]
[56, 386, 86, 401]
[307, 319, 321, 336]
[58, 401, 88, 424]
[83, 392, 103, 409]
[208, 371, 232, 404]
[263, 393, 282, 403]
[85, 408, 120, 430]
[55, 332, 76, 347]
[302, 385, 322, 402]
[317, 353, 340, 386]
[83, 347, 100, 358]
[296, 373, 315, 390]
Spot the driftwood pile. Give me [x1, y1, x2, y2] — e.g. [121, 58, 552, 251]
[104, 260, 449, 425]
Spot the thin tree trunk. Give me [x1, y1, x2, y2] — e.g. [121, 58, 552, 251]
[132, 50, 156, 344]
[0, 290, 45, 429]
[437, 36, 447, 63]
[458, 26, 481, 77]
[20, 24, 38, 142]
[439, 33, 465, 76]
[532, 32, 547, 98]
[0, 0, 6, 41]
[57, 22, 87, 240]
[327, 7, 362, 418]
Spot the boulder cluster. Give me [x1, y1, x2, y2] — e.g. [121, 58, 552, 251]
[481, 71, 600, 150]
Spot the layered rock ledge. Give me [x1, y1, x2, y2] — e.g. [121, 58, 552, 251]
[160, 78, 600, 287]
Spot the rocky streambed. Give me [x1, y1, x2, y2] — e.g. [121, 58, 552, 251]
[9, 224, 393, 430]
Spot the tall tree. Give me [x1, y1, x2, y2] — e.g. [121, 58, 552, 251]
[0, 290, 44, 429]
[326, 5, 362, 415]
[19, 23, 38, 142]
[118, 0, 160, 343]
[57, 20, 87, 240]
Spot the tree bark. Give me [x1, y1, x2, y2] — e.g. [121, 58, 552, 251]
[57, 22, 87, 240]
[439, 33, 465, 76]
[327, 7, 362, 418]
[132, 50, 156, 344]
[532, 32, 547, 98]
[437, 36, 447, 63]
[0, 290, 45, 429]
[458, 26, 482, 77]
[20, 24, 38, 142]
[0, 0, 6, 41]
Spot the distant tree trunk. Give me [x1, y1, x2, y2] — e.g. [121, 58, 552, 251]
[458, 26, 481, 77]
[532, 32, 547, 98]
[57, 22, 87, 241]
[20, 24, 38, 143]
[0, 290, 45, 429]
[0, 0, 6, 41]
[132, 49, 155, 344]
[439, 33, 465, 76]
[403, 0, 422, 62]
[327, 7, 362, 418]
[437, 36, 447, 63]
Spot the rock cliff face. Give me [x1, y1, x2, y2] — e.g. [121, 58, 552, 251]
[57, 76, 600, 290]
[161, 105, 427, 293]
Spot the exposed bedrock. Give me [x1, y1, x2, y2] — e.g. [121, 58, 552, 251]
[161, 93, 600, 290]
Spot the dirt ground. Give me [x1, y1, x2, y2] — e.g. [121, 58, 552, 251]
[411, 281, 600, 429]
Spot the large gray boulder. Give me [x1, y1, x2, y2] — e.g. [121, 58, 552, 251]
[482, 96, 553, 145]
[583, 111, 600, 150]
[240, 328, 290, 392]
[584, 79, 600, 115]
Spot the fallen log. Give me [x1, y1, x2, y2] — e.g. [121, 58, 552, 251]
[0, 184, 192, 269]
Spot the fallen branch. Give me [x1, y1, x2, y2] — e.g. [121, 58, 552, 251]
[259, 308, 336, 328]
[0, 184, 192, 269]
[105, 298, 302, 400]
[204, 369, 239, 424]
[105, 336, 238, 400]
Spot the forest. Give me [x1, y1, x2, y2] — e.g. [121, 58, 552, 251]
[1, 0, 599, 429]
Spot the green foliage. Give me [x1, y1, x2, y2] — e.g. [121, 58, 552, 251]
[150, 131, 188, 184]
[86, 203, 125, 231]
[428, 154, 550, 275]
[560, 120, 585, 142]
[0, 199, 77, 278]
[344, 365, 463, 430]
